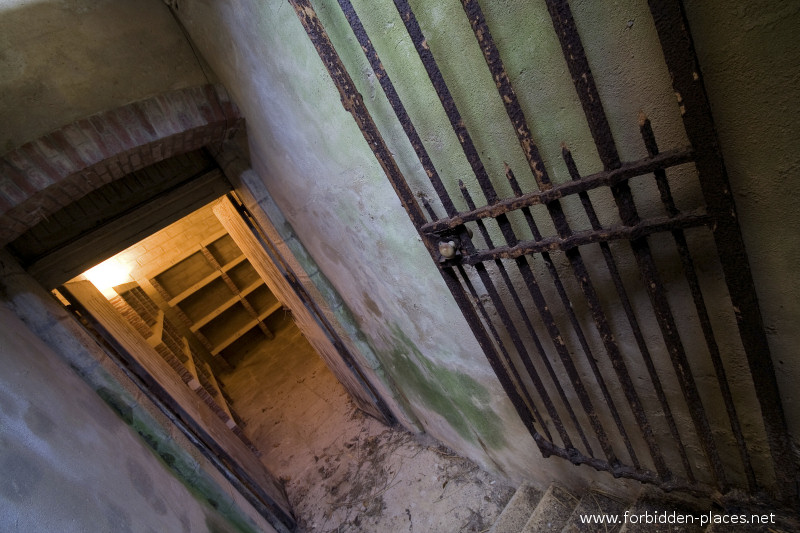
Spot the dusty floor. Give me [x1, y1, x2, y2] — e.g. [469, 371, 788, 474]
[219, 315, 515, 532]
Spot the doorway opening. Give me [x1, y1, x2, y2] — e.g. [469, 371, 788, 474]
[5, 148, 391, 531]
[60, 194, 365, 470]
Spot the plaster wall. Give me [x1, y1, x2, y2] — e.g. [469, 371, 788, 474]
[0, 305, 267, 533]
[0, 0, 796, 499]
[173, 0, 800, 493]
[0, 0, 207, 152]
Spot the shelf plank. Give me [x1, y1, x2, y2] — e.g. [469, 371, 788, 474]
[167, 270, 221, 306]
[145, 310, 165, 348]
[203, 362, 236, 429]
[189, 293, 239, 332]
[166, 254, 247, 307]
[188, 280, 265, 333]
[221, 254, 246, 272]
[210, 316, 260, 356]
[182, 337, 202, 391]
[261, 301, 282, 319]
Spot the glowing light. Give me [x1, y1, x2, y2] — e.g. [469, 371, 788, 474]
[83, 258, 132, 299]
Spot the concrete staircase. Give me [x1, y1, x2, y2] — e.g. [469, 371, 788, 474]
[489, 483, 799, 533]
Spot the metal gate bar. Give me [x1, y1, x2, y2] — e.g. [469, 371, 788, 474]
[560, 144, 695, 482]
[393, 0, 638, 469]
[286, 0, 547, 461]
[289, 0, 797, 503]
[638, 117, 756, 491]
[537, 0, 728, 488]
[647, 0, 796, 503]
[460, 0, 673, 478]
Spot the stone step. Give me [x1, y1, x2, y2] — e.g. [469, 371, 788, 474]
[561, 489, 630, 533]
[489, 482, 543, 533]
[521, 483, 580, 532]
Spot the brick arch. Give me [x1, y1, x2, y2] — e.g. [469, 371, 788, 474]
[0, 84, 242, 246]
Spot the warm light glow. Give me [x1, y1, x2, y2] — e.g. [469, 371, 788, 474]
[83, 258, 132, 299]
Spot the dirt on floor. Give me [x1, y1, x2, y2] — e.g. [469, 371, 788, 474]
[219, 317, 515, 533]
[286, 403, 514, 533]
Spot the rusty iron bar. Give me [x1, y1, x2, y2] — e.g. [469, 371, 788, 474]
[337, 0, 457, 217]
[648, 0, 796, 503]
[640, 116, 757, 490]
[392, 0, 626, 465]
[422, 195, 554, 443]
[286, 0, 550, 460]
[464, 209, 710, 264]
[543, 0, 620, 169]
[470, 191, 628, 463]
[455, 265, 553, 442]
[287, 0, 427, 229]
[535, 435, 706, 497]
[464, 0, 673, 478]
[544, 0, 729, 487]
[447, 195, 578, 451]
[459, 0, 552, 189]
[420, 148, 694, 236]
[459, 182, 594, 455]
[455, 261, 554, 443]
[561, 145, 696, 483]
[498, 165, 651, 468]
[392, 0, 498, 205]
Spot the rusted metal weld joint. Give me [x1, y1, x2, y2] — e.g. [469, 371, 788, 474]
[431, 224, 472, 266]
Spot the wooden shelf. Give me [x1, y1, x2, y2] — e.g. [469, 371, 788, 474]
[145, 310, 165, 348]
[167, 255, 246, 306]
[189, 279, 261, 332]
[150, 229, 280, 357]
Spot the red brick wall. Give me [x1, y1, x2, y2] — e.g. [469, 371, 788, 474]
[0, 84, 242, 246]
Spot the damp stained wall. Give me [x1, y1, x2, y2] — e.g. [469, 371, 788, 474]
[0, 0, 207, 151]
[173, 0, 800, 490]
[0, 306, 268, 533]
[0, 0, 797, 496]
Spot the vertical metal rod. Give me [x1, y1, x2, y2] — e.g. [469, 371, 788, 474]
[286, 0, 550, 454]
[542, 0, 723, 486]
[640, 116, 756, 490]
[459, 183, 592, 455]
[454, 224, 576, 449]
[462, 0, 671, 477]
[287, 0, 426, 228]
[561, 145, 695, 482]
[456, 264, 554, 443]
[337, 0, 457, 217]
[647, 0, 795, 503]
[421, 198, 552, 442]
[392, 0, 624, 464]
[392, 0, 498, 204]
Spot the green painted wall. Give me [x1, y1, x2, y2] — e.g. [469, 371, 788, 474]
[1, 0, 797, 497]
[175, 0, 800, 492]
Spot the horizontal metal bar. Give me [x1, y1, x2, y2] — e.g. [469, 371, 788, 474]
[421, 148, 694, 235]
[464, 209, 709, 264]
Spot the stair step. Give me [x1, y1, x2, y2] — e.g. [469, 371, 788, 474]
[490, 482, 543, 533]
[521, 483, 579, 532]
[562, 490, 630, 533]
[618, 495, 705, 533]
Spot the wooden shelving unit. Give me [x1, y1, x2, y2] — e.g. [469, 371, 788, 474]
[149, 230, 282, 357]
[110, 284, 258, 453]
